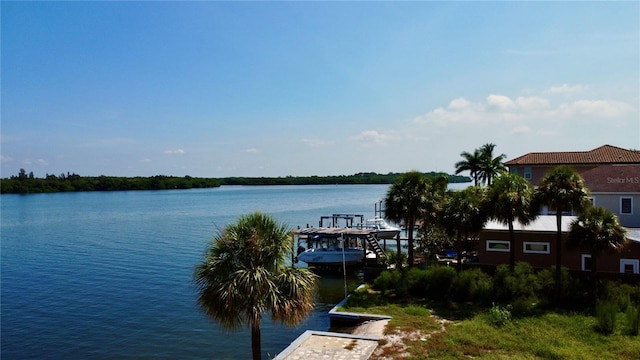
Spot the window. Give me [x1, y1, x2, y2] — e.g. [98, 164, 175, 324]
[581, 254, 592, 272]
[523, 242, 550, 254]
[524, 167, 532, 180]
[487, 240, 510, 252]
[510, 168, 518, 175]
[620, 197, 633, 215]
[620, 259, 639, 274]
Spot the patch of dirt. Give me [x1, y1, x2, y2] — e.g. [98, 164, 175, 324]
[368, 315, 452, 359]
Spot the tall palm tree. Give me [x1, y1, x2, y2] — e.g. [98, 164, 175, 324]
[439, 186, 486, 272]
[385, 171, 429, 268]
[484, 173, 536, 271]
[534, 165, 591, 303]
[455, 149, 483, 186]
[479, 143, 507, 186]
[568, 206, 627, 301]
[194, 212, 317, 360]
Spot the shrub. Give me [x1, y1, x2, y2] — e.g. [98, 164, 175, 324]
[345, 287, 386, 308]
[488, 303, 511, 327]
[451, 268, 494, 305]
[536, 266, 574, 307]
[425, 265, 456, 301]
[625, 304, 640, 336]
[405, 267, 430, 298]
[373, 270, 402, 294]
[510, 297, 539, 317]
[595, 300, 618, 334]
[494, 262, 541, 305]
[601, 281, 640, 312]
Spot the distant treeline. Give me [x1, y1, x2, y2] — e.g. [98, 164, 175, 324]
[0, 170, 222, 194]
[220, 172, 470, 186]
[0, 169, 470, 194]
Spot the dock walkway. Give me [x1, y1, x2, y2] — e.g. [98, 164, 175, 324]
[272, 328, 383, 360]
[274, 286, 391, 360]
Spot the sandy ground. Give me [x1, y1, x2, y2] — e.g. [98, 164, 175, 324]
[350, 315, 451, 359]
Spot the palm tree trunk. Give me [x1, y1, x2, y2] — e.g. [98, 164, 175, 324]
[554, 211, 563, 304]
[456, 231, 463, 273]
[251, 321, 261, 360]
[508, 221, 515, 272]
[396, 232, 402, 269]
[407, 217, 415, 268]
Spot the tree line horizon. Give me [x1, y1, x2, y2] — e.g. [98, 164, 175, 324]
[0, 168, 471, 194]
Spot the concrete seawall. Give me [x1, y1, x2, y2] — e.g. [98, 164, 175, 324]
[274, 285, 391, 360]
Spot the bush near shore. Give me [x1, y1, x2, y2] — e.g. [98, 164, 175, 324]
[342, 263, 640, 359]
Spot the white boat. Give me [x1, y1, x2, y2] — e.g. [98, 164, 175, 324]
[296, 246, 369, 267]
[364, 218, 400, 239]
[294, 213, 389, 267]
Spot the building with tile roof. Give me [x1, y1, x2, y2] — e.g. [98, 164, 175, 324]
[475, 145, 640, 277]
[505, 145, 640, 227]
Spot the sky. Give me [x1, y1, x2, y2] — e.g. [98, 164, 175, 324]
[1, 1, 639, 178]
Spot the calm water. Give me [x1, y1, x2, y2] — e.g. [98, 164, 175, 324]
[1, 185, 392, 359]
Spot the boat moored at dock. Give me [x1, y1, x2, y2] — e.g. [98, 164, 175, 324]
[294, 214, 392, 269]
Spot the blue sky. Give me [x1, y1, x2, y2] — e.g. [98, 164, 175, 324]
[2, 1, 638, 178]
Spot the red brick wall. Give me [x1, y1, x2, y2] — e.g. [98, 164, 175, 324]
[478, 229, 640, 274]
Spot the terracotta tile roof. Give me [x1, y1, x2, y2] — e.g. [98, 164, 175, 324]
[505, 145, 640, 166]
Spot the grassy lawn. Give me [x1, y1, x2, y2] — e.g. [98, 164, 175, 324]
[341, 294, 640, 359]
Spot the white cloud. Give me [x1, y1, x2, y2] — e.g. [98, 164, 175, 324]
[448, 98, 471, 110]
[413, 91, 634, 129]
[300, 138, 334, 148]
[351, 130, 399, 146]
[244, 148, 260, 153]
[139, 158, 152, 163]
[551, 100, 634, 118]
[515, 96, 550, 111]
[487, 94, 516, 110]
[0, 155, 13, 163]
[547, 84, 588, 94]
[164, 149, 186, 155]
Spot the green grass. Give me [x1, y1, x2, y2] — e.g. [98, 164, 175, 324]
[340, 288, 640, 359]
[423, 312, 640, 360]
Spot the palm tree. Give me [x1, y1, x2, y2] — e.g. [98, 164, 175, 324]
[420, 173, 449, 232]
[385, 171, 429, 268]
[455, 149, 483, 186]
[484, 173, 536, 271]
[534, 165, 591, 303]
[568, 206, 627, 301]
[194, 212, 317, 360]
[439, 186, 486, 272]
[479, 143, 507, 186]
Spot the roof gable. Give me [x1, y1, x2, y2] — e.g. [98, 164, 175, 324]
[505, 145, 640, 166]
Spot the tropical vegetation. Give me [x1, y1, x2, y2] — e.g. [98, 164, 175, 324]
[342, 264, 640, 359]
[568, 206, 628, 300]
[439, 186, 485, 272]
[534, 165, 592, 303]
[483, 172, 536, 271]
[455, 143, 507, 186]
[0, 169, 470, 194]
[194, 212, 317, 360]
[384, 171, 431, 268]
